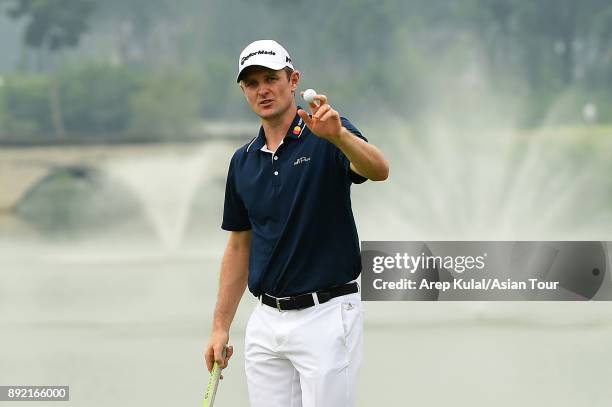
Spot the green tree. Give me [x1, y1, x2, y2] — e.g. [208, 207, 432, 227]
[6, 0, 95, 139]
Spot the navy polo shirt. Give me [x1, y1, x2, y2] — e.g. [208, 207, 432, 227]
[221, 108, 368, 297]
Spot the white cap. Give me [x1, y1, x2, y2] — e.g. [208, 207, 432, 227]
[236, 39, 294, 82]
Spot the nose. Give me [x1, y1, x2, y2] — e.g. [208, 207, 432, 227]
[257, 84, 271, 98]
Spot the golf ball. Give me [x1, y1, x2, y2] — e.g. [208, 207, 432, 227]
[303, 89, 317, 104]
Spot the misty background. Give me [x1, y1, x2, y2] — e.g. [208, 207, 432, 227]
[1, 0, 612, 141]
[1, 1, 612, 406]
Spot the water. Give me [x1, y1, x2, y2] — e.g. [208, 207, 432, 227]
[2, 242, 612, 406]
[104, 141, 233, 251]
[359, 122, 612, 241]
[2, 129, 612, 405]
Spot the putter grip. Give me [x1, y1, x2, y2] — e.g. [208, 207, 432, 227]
[203, 347, 227, 407]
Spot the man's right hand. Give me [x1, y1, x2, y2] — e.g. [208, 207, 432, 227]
[205, 330, 233, 375]
[204, 230, 250, 377]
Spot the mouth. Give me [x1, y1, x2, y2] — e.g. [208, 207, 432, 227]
[259, 99, 274, 107]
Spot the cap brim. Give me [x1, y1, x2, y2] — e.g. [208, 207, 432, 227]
[236, 62, 289, 83]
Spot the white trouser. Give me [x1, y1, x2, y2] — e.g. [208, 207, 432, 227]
[245, 291, 363, 407]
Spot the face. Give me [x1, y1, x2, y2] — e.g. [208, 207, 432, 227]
[239, 66, 300, 120]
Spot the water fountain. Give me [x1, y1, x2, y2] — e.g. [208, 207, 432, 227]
[104, 140, 236, 252]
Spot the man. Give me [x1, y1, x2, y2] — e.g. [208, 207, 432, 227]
[204, 39, 389, 407]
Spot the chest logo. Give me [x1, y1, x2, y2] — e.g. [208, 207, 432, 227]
[293, 156, 311, 166]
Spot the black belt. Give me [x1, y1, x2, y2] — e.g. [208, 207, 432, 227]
[260, 282, 359, 311]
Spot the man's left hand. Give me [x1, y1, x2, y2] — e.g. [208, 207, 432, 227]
[297, 92, 342, 144]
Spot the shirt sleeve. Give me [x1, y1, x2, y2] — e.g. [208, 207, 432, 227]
[221, 153, 251, 231]
[335, 117, 369, 184]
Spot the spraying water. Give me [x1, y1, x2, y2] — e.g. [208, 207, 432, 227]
[105, 141, 235, 252]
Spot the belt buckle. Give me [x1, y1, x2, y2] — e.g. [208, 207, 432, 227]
[275, 296, 291, 312]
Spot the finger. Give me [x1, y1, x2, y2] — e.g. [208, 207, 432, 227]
[214, 344, 225, 366]
[297, 109, 312, 128]
[307, 93, 322, 112]
[319, 109, 337, 122]
[307, 101, 320, 114]
[309, 100, 321, 110]
[205, 348, 214, 372]
[314, 94, 327, 105]
[313, 104, 331, 120]
[300, 90, 321, 110]
[222, 345, 233, 368]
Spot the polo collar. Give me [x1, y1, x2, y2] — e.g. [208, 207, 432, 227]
[246, 108, 307, 153]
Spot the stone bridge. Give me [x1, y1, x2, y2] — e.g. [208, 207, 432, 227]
[0, 138, 245, 215]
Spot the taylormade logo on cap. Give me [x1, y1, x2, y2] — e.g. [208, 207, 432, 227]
[241, 50, 276, 65]
[236, 39, 294, 82]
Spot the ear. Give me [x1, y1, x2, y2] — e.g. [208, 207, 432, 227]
[290, 70, 300, 92]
